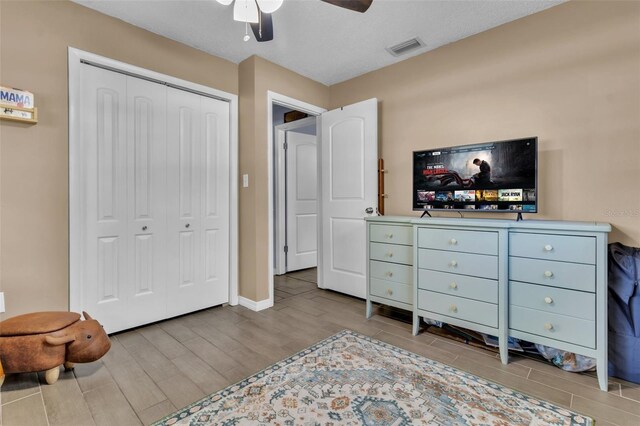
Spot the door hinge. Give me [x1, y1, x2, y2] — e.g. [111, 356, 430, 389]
[284, 245, 288, 254]
[283, 141, 288, 150]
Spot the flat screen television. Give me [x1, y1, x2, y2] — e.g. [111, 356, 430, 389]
[413, 137, 537, 213]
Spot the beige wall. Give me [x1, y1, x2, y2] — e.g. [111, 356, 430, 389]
[239, 56, 329, 302]
[0, 0, 238, 319]
[2, 0, 639, 317]
[330, 1, 640, 246]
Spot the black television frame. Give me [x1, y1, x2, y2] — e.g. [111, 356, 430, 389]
[412, 137, 538, 214]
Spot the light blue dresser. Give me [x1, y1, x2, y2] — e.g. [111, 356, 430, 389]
[365, 216, 611, 391]
[365, 216, 414, 318]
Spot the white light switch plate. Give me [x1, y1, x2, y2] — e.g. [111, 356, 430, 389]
[242, 174, 249, 188]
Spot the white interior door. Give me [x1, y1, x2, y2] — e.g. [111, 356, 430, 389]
[125, 76, 168, 327]
[319, 98, 378, 298]
[81, 65, 129, 332]
[166, 88, 230, 317]
[286, 131, 317, 272]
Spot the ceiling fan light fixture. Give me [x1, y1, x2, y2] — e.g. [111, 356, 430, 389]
[233, 0, 259, 23]
[255, 0, 283, 14]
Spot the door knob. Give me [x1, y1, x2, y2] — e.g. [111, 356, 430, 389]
[142, 226, 148, 231]
[185, 224, 190, 228]
[365, 207, 374, 214]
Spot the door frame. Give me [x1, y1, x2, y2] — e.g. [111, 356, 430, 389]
[274, 116, 318, 276]
[267, 91, 325, 307]
[68, 47, 240, 314]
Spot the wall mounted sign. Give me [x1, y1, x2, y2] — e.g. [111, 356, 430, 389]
[0, 86, 38, 124]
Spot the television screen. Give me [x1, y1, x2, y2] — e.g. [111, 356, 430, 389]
[413, 137, 537, 212]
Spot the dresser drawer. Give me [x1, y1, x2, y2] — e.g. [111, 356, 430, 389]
[418, 249, 497, 280]
[509, 257, 595, 293]
[370, 279, 412, 304]
[370, 243, 413, 265]
[510, 232, 596, 265]
[418, 228, 498, 255]
[418, 269, 497, 304]
[370, 224, 412, 246]
[510, 281, 595, 321]
[370, 261, 412, 285]
[510, 306, 595, 348]
[418, 290, 497, 328]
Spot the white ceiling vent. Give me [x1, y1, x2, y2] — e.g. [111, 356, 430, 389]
[386, 37, 426, 57]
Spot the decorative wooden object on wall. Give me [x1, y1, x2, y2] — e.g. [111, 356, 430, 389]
[378, 158, 387, 215]
[1, 105, 38, 124]
[0, 86, 38, 124]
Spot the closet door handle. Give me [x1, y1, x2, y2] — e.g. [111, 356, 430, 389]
[185, 224, 190, 229]
[142, 226, 148, 231]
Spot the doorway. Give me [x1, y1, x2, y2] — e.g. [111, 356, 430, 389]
[267, 92, 325, 306]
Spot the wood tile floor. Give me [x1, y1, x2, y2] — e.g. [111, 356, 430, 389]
[2, 268, 640, 425]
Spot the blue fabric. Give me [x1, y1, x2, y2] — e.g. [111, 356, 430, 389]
[608, 242, 640, 384]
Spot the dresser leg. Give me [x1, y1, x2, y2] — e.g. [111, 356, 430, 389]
[499, 343, 509, 364]
[365, 300, 372, 319]
[412, 314, 420, 336]
[597, 360, 608, 391]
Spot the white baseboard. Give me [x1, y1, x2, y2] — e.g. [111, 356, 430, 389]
[238, 296, 273, 312]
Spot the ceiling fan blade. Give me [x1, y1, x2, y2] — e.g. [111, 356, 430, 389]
[320, 0, 373, 13]
[250, 11, 274, 42]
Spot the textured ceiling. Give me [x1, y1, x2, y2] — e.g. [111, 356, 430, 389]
[73, 0, 563, 85]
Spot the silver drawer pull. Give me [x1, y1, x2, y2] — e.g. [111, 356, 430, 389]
[449, 260, 458, 267]
[544, 244, 553, 252]
[544, 296, 553, 304]
[449, 238, 458, 245]
[387, 289, 393, 296]
[385, 233, 394, 239]
[385, 271, 393, 278]
[544, 322, 554, 331]
[385, 252, 394, 258]
[449, 282, 458, 290]
[544, 270, 554, 278]
[449, 304, 458, 313]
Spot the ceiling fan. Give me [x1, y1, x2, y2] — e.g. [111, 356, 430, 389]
[216, 0, 373, 42]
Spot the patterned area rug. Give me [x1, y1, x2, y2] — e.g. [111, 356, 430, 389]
[154, 330, 593, 425]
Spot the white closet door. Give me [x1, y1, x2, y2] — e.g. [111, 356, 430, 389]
[201, 96, 230, 307]
[166, 89, 230, 316]
[81, 66, 129, 332]
[166, 87, 203, 317]
[125, 76, 168, 326]
[286, 131, 318, 272]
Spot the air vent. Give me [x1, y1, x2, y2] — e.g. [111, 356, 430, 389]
[386, 37, 426, 57]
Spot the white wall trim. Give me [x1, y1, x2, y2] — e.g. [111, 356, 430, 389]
[68, 47, 239, 315]
[267, 91, 325, 308]
[238, 296, 273, 312]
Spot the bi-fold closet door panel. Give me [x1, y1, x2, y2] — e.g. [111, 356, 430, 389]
[80, 65, 229, 333]
[165, 89, 230, 317]
[81, 66, 131, 332]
